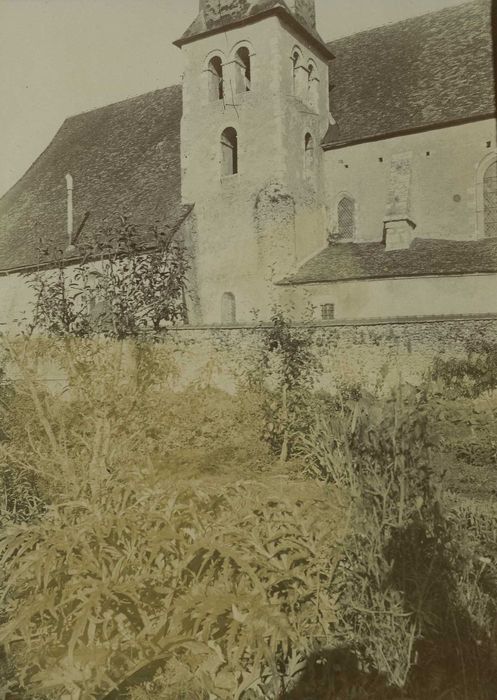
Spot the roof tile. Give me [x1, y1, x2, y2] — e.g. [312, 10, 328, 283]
[325, 0, 495, 146]
[0, 85, 188, 270]
[281, 238, 497, 285]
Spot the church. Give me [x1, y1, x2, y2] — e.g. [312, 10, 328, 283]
[0, 0, 496, 328]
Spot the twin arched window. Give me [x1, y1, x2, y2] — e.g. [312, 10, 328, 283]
[221, 127, 238, 176]
[207, 47, 252, 102]
[292, 48, 319, 109]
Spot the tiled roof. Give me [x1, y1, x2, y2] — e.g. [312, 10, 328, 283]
[176, 0, 332, 56]
[324, 0, 495, 146]
[179, 0, 284, 38]
[280, 238, 497, 285]
[0, 85, 190, 271]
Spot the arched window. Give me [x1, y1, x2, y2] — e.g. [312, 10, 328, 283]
[292, 50, 300, 93]
[483, 160, 497, 237]
[307, 62, 319, 111]
[336, 196, 355, 240]
[292, 48, 305, 98]
[235, 47, 251, 93]
[208, 55, 224, 101]
[304, 132, 314, 176]
[221, 127, 238, 176]
[221, 292, 236, 324]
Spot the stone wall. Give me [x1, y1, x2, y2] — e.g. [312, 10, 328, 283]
[163, 316, 497, 393]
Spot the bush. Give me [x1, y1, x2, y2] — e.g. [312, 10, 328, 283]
[0, 478, 342, 699]
[298, 379, 497, 697]
[432, 337, 497, 399]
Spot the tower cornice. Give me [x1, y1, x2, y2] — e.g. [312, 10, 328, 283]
[173, 5, 334, 61]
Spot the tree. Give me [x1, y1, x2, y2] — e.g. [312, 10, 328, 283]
[249, 310, 319, 462]
[26, 215, 190, 339]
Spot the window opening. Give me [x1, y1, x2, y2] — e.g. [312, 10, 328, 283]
[235, 47, 251, 93]
[304, 132, 314, 176]
[208, 56, 224, 101]
[221, 127, 238, 176]
[321, 303, 335, 321]
[336, 196, 355, 240]
[221, 292, 236, 324]
[307, 62, 319, 111]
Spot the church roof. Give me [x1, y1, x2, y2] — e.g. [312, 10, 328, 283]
[324, 0, 495, 147]
[280, 238, 497, 285]
[0, 84, 190, 272]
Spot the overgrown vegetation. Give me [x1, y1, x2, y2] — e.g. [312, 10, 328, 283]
[0, 325, 496, 698]
[24, 215, 189, 339]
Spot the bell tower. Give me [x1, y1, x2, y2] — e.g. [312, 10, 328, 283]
[174, 0, 333, 324]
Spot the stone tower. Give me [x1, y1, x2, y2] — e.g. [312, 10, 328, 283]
[174, 0, 332, 324]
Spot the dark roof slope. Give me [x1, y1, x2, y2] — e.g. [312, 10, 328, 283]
[281, 238, 497, 285]
[0, 85, 189, 271]
[325, 0, 495, 146]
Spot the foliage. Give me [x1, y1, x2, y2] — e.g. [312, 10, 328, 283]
[0, 336, 343, 699]
[432, 337, 497, 398]
[245, 310, 319, 462]
[0, 476, 342, 699]
[25, 216, 190, 339]
[299, 379, 497, 696]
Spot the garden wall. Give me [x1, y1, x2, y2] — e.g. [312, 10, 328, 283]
[164, 315, 497, 393]
[4, 315, 497, 396]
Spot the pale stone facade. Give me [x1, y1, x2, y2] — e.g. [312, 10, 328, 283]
[179, 9, 330, 324]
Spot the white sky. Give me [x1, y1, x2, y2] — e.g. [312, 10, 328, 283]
[0, 0, 470, 197]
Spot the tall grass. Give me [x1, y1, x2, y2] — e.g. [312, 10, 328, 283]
[0, 337, 496, 698]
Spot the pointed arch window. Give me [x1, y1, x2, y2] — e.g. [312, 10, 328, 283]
[221, 292, 236, 324]
[235, 47, 251, 93]
[336, 196, 355, 240]
[483, 159, 497, 237]
[208, 55, 224, 101]
[221, 127, 238, 176]
[304, 132, 314, 177]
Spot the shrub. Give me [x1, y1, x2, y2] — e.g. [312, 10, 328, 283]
[0, 479, 342, 699]
[26, 215, 190, 339]
[432, 337, 497, 399]
[244, 311, 319, 463]
[298, 379, 497, 696]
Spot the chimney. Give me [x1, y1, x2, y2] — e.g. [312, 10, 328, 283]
[383, 152, 416, 251]
[65, 173, 74, 244]
[64, 174, 79, 258]
[383, 217, 416, 251]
